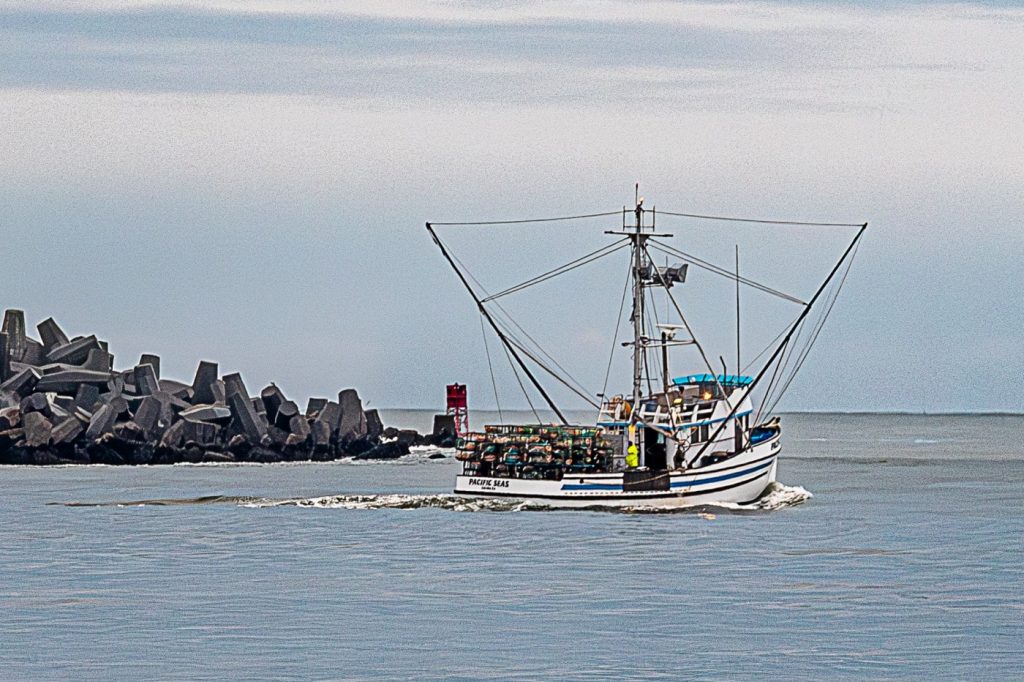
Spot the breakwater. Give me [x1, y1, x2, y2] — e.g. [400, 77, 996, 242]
[0, 310, 454, 465]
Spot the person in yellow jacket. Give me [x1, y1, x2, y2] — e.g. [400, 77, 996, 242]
[625, 442, 639, 469]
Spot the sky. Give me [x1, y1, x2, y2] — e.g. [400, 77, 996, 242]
[0, 1, 1021, 413]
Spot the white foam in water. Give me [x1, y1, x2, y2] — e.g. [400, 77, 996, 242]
[243, 481, 812, 514]
[245, 493, 544, 513]
[746, 481, 814, 510]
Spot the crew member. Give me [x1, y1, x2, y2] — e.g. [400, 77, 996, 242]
[626, 442, 639, 469]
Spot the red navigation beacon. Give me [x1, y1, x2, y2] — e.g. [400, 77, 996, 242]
[446, 383, 468, 437]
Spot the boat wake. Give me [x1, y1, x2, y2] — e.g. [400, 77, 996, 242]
[61, 482, 811, 513]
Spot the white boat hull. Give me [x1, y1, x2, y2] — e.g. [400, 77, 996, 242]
[454, 432, 781, 508]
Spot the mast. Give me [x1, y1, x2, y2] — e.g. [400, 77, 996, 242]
[631, 196, 645, 415]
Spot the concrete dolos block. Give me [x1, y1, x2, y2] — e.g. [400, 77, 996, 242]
[52, 416, 84, 445]
[228, 391, 267, 442]
[139, 354, 161, 379]
[23, 411, 53, 447]
[37, 317, 71, 353]
[1, 310, 26, 361]
[83, 349, 114, 372]
[338, 389, 367, 440]
[306, 398, 327, 417]
[223, 373, 249, 401]
[133, 364, 160, 396]
[275, 400, 299, 431]
[191, 361, 219, 405]
[75, 384, 101, 410]
[85, 403, 118, 440]
[0, 332, 9, 382]
[35, 369, 113, 394]
[316, 401, 342, 435]
[289, 414, 311, 440]
[260, 385, 285, 424]
[365, 409, 384, 440]
[47, 335, 102, 365]
[1, 367, 42, 397]
[432, 414, 457, 437]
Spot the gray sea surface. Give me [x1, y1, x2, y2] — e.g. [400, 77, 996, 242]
[1, 413, 1021, 680]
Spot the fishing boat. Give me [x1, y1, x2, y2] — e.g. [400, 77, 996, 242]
[427, 192, 865, 508]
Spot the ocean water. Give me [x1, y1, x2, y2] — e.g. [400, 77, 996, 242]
[1, 413, 1021, 680]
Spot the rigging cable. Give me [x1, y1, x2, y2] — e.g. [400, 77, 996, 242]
[755, 329, 798, 425]
[657, 210, 864, 228]
[686, 222, 868, 467]
[483, 239, 629, 302]
[480, 314, 503, 425]
[427, 224, 567, 423]
[649, 240, 805, 305]
[599, 252, 634, 411]
[639, 243, 728, 401]
[763, 239, 862, 416]
[645, 290, 663, 393]
[741, 316, 797, 375]
[500, 340, 541, 422]
[430, 210, 621, 227]
[447, 248, 594, 401]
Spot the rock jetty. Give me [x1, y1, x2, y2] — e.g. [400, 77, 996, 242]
[0, 310, 456, 465]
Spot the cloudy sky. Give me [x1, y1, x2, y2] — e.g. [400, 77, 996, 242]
[1, 1, 1021, 413]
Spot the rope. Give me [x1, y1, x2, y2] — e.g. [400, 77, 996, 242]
[658, 210, 863, 228]
[430, 210, 621, 227]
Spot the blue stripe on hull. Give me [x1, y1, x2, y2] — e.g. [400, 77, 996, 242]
[671, 458, 774, 489]
[559, 457, 775, 492]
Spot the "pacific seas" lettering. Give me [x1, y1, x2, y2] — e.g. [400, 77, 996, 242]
[468, 478, 509, 488]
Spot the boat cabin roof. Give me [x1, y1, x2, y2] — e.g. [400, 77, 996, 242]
[673, 373, 753, 388]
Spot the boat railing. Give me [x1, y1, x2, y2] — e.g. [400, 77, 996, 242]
[597, 396, 630, 424]
[637, 400, 675, 426]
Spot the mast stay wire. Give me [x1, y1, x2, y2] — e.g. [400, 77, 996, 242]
[649, 240, 805, 306]
[482, 239, 629, 302]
